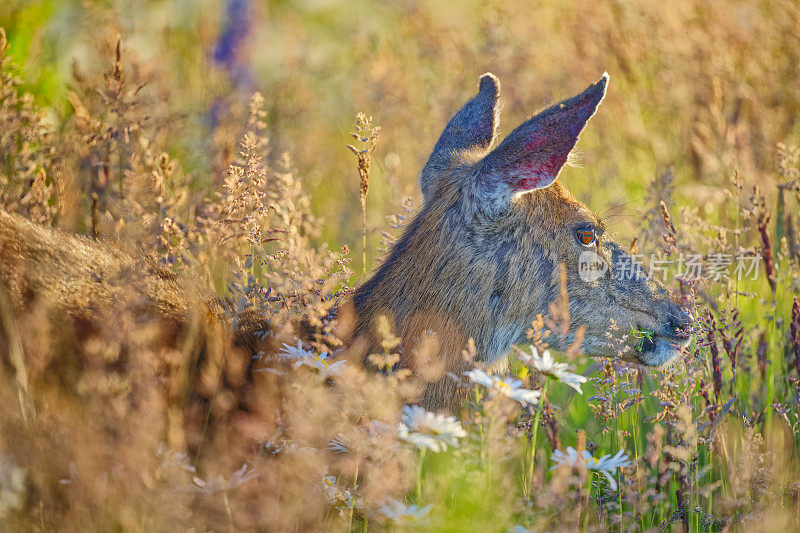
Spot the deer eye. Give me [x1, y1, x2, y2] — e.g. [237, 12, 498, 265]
[576, 227, 596, 246]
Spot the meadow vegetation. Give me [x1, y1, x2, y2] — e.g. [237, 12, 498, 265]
[1, 0, 800, 530]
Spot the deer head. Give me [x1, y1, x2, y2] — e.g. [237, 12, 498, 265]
[352, 73, 691, 407]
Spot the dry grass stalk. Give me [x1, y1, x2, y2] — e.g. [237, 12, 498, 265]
[347, 113, 381, 276]
[1, 7, 800, 529]
[792, 297, 800, 380]
[702, 311, 723, 401]
[753, 188, 777, 293]
[660, 200, 678, 255]
[0, 282, 35, 424]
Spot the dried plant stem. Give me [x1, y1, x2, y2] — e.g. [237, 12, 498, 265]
[792, 298, 800, 380]
[756, 196, 777, 293]
[0, 282, 36, 424]
[91, 192, 99, 239]
[756, 330, 768, 380]
[223, 489, 234, 533]
[347, 113, 380, 277]
[361, 195, 367, 277]
[114, 36, 125, 209]
[660, 201, 677, 254]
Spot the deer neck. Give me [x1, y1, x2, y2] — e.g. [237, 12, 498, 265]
[351, 185, 553, 368]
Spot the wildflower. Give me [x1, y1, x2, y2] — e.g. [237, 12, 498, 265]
[322, 475, 339, 500]
[397, 405, 466, 453]
[322, 475, 360, 516]
[156, 442, 196, 473]
[279, 339, 312, 359]
[278, 340, 346, 376]
[519, 346, 587, 394]
[328, 434, 350, 454]
[294, 351, 346, 375]
[193, 463, 259, 494]
[379, 498, 433, 524]
[58, 463, 78, 486]
[261, 440, 313, 456]
[0, 455, 26, 519]
[550, 447, 632, 490]
[465, 369, 541, 406]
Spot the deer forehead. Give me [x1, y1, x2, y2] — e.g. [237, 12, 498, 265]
[515, 182, 601, 231]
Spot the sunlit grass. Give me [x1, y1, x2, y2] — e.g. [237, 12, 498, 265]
[1, 0, 800, 530]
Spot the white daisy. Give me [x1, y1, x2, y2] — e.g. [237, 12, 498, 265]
[193, 463, 259, 494]
[279, 339, 313, 359]
[322, 474, 339, 501]
[0, 455, 26, 518]
[397, 405, 466, 453]
[519, 346, 587, 394]
[464, 369, 541, 406]
[156, 442, 196, 473]
[328, 434, 350, 454]
[379, 498, 433, 524]
[322, 475, 360, 516]
[550, 447, 632, 490]
[278, 340, 346, 376]
[293, 352, 346, 376]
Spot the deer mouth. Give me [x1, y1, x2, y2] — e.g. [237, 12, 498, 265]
[634, 331, 692, 367]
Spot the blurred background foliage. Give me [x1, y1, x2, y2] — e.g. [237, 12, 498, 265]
[2, 0, 799, 271]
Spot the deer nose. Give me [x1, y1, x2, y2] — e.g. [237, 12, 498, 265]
[668, 307, 693, 334]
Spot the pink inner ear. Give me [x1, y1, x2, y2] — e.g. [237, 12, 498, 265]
[505, 151, 568, 192]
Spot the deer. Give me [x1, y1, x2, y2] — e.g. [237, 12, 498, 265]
[0, 72, 691, 413]
[348, 72, 691, 408]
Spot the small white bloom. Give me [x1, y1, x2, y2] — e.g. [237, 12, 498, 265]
[397, 405, 466, 453]
[322, 475, 360, 516]
[279, 340, 346, 376]
[379, 498, 433, 524]
[519, 346, 587, 394]
[262, 440, 313, 456]
[550, 446, 632, 490]
[156, 442, 196, 473]
[0, 455, 26, 519]
[293, 351, 346, 376]
[465, 369, 541, 406]
[322, 475, 339, 501]
[279, 339, 313, 359]
[328, 434, 350, 454]
[193, 463, 259, 494]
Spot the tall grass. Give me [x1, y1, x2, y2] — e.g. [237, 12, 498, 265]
[0, 1, 800, 531]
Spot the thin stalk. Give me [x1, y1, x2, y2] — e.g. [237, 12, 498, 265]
[0, 283, 36, 424]
[91, 192, 99, 239]
[526, 379, 549, 497]
[361, 196, 367, 277]
[223, 489, 234, 533]
[615, 405, 622, 531]
[349, 463, 359, 531]
[415, 448, 426, 503]
[581, 472, 592, 532]
[118, 130, 125, 209]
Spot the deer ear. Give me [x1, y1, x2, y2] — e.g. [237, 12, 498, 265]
[477, 73, 608, 210]
[420, 73, 500, 199]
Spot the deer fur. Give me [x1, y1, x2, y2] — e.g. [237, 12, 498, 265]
[0, 73, 690, 412]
